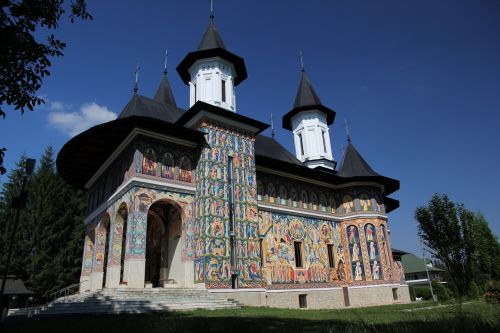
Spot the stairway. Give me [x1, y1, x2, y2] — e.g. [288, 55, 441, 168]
[8, 288, 241, 317]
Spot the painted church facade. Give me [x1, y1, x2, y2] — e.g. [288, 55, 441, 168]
[57, 13, 410, 308]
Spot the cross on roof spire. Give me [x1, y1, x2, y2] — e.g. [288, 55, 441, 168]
[344, 119, 351, 143]
[163, 49, 168, 75]
[134, 63, 141, 95]
[269, 113, 275, 138]
[210, 0, 214, 17]
[299, 50, 305, 71]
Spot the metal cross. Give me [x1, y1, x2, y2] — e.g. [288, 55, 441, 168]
[299, 50, 305, 71]
[164, 49, 168, 74]
[210, 0, 214, 14]
[269, 113, 275, 138]
[134, 63, 141, 94]
[344, 119, 351, 143]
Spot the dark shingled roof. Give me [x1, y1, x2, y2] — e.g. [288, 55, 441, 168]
[177, 15, 247, 86]
[154, 73, 177, 107]
[0, 276, 34, 295]
[255, 135, 303, 166]
[293, 70, 322, 108]
[118, 94, 184, 123]
[282, 70, 336, 131]
[337, 142, 380, 177]
[198, 14, 226, 50]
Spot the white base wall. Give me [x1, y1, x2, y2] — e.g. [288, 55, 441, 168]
[123, 259, 145, 288]
[79, 275, 91, 293]
[105, 265, 121, 288]
[90, 272, 104, 291]
[210, 284, 411, 309]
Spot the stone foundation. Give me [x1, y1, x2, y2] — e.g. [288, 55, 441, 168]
[209, 283, 411, 309]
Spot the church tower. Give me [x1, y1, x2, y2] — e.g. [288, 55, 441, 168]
[177, 13, 247, 112]
[282, 68, 337, 170]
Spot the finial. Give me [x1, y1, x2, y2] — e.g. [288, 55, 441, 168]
[270, 113, 275, 139]
[134, 63, 141, 95]
[210, 0, 214, 18]
[344, 119, 351, 143]
[299, 50, 305, 72]
[163, 49, 168, 76]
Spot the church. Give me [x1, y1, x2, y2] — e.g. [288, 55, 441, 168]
[57, 12, 410, 309]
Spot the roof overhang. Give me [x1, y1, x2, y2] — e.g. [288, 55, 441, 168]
[282, 104, 336, 131]
[176, 101, 269, 135]
[57, 116, 205, 189]
[177, 48, 248, 86]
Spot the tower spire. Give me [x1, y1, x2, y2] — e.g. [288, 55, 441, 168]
[133, 63, 140, 95]
[210, 0, 214, 17]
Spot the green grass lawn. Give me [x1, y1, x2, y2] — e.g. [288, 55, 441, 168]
[2, 300, 499, 333]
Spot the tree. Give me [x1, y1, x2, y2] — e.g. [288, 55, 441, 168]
[415, 194, 476, 309]
[0, 147, 86, 302]
[470, 212, 500, 285]
[0, 0, 92, 174]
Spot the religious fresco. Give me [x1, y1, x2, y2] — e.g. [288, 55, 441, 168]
[347, 225, 365, 281]
[143, 148, 158, 176]
[365, 223, 382, 280]
[194, 121, 262, 288]
[82, 232, 95, 276]
[259, 211, 347, 286]
[92, 215, 110, 273]
[255, 172, 386, 216]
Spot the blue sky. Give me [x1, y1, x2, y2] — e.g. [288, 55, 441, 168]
[1, 0, 499, 255]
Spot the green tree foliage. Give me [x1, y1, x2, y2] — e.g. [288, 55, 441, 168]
[415, 194, 500, 307]
[470, 212, 500, 285]
[415, 194, 476, 307]
[0, 147, 86, 301]
[0, 0, 92, 174]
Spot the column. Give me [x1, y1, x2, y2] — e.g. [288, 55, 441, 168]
[105, 213, 122, 288]
[79, 232, 95, 293]
[123, 209, 148, 288]
[90, 220, 108, 291]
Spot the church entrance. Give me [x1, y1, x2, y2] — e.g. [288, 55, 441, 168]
[145, 200, 183, 287]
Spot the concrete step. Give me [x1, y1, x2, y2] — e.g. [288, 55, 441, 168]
[8, 288, 241, 317]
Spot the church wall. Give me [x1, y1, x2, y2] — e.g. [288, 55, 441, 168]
[194, 120, 262, 288]
[86, 136, 197, 215]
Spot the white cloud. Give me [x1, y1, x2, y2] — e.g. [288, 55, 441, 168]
[48, 102, 117, 137]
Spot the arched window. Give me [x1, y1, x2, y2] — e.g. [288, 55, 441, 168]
[342, 194, 354, 213]
[142, 147, 157, 176]
[279, 185, 287, 205]
[329, 196, 336, 214]
[359, 192, 372, 212]
[179, 156, 192, 182]
[300, 190, 308, 209]
[267, 183, 276, 204]
[290, 188, 298, 208]
[257, 181, 264, 201]
[311, 192, 319, 210]
[161, 153, 175, 179]
[320, 195, 327, 212]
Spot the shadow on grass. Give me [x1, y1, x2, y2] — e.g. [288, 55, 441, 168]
[2, 311, 499, 333]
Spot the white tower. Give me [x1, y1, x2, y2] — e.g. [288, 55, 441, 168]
[282, 69, 337, 170]
[177, 14, 247, 113]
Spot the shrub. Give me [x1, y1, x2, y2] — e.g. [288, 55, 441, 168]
[414, 287, 432, 300]
[484, 281, 500, 304]
[432, 280, 452, 301]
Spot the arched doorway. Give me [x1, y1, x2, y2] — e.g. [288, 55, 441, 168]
[145, 200, 183, 287]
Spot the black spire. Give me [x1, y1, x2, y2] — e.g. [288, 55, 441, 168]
[197, 14, 226, 51]
[177, 13, 247, 86]
[282, 69, 336, 131]
[337, 142, 379, 178]
[154, 72, 177, 107]
[293, 70, 323, 109]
